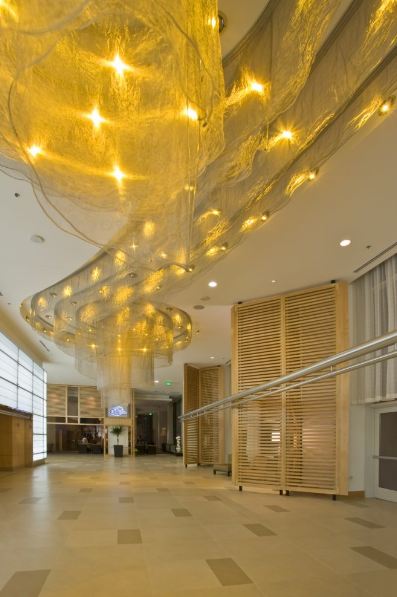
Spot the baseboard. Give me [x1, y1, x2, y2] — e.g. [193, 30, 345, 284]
[348, 490, 365, 498]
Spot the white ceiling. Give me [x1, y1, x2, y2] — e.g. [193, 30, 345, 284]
[218, 0, 269, 56]
[1, 0, 396, 396]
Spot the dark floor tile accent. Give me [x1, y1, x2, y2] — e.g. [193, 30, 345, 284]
[117, 529, 142, 545]
[206, 558, 252, 587]
[265, 505, 288, 513]
[120, 481, 130, 485]
[79, 488, 92, 493]
[119, 497, 134, 503]
[157, 488, 169, 492]
[19, 498, 41, 504]
[346, 517, 383, 529]
[172, 508, 191, 517]
[205, 495, 221, 502]
[58, 510, 81, 520]
[352, 546, 397, 569]
[244, 523, 276, 537]
[0, 569, 50, 596]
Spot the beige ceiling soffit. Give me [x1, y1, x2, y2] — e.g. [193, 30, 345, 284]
[354, 243, 397, 276]
[223, 0, 279, 66]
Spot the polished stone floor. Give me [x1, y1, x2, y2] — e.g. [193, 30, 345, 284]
[1, 454, 397, 596]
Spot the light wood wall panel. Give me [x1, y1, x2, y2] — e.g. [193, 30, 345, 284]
[232, 283, 349, 495]
[79, 386, 102, 418]
[47, 385, 66, 417]
[183, 364, 199, 465]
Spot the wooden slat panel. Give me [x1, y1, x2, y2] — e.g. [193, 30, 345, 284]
[233, 298, 283, 487]
[183, 364, 199, 465]
[199, 367, 222, 465]
[284, 286, 337, 491]
[233, 284, 349, 495]
[47, 384, 66, 417]
[79, 386, 103, 418]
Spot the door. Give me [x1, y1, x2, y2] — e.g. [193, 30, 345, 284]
[374, 407, 397, 502]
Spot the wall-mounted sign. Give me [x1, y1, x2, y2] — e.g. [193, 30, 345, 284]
[107, 405, 128, 417]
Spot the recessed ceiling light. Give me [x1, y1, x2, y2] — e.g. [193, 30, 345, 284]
[271, 279, 276, 283]
[154, 380, 159, 384]
[210, 356, 215, 360]
[339, 239, 351, 247]
[208, 280, 217, 288]
[31, 234, 45, 243]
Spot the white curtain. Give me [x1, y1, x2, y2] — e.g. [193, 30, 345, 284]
[351, 255, 397, 404]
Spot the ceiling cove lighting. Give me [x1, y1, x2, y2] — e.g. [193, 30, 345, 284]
[208, 280, 218, 288]
[339, 239, 351, 247]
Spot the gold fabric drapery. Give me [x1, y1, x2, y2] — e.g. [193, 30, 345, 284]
[0, 0, 396, 405]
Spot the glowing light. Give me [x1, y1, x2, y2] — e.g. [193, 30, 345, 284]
[308, 169, 318, 180]
[208, 280, 218, 288]
[183, 106, 199, 121]
[91, 267, 101, 281]
[28, 145, 42, 158]
[250, 80, 264, 94]
[112, 165, 125, 183]
[340, 239, 351, 247]
[208, 16, 217, 29]
[261, 211, 269, 222]
[184, 184, 195, 192]
[107, 53, 131, 77]
[210, 208, 221, 216]
[90, 343, 97, 349]
[87, 107, 106, 129]
[63, 285, 72, 297]
[281, 130, 293, 140]
[242, 216, 257, 230]
[0, 0, 18, 21]
[379, 96, 395, 115]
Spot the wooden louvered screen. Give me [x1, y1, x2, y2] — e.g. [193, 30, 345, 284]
[183, 364, 199, 465]
[232, 298, 283, 487]
[183, 365, 224, 466]
[232, 283, 349, 495]
[47, 384, 67, 417]
[199, 367, 224, 465]
[79, 386, 103, 418]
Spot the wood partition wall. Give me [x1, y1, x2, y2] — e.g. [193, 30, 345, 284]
[183, 365, 224, 466]
[232, 283, 349, 496]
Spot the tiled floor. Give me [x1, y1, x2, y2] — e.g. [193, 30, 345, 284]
[1, 454, 397, 596]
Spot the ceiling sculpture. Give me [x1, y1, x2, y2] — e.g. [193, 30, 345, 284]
[0, 0, 396, 406]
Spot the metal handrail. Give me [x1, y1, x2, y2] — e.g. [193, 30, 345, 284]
[180, 330, 397, 421]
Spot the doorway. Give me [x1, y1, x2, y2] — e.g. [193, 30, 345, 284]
[374, 406, 397, 502]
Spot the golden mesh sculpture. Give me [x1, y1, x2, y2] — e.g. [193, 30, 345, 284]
[0, 0, 396, 407]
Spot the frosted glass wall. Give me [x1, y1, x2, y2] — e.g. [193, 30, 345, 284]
[0, 332, 47, 461]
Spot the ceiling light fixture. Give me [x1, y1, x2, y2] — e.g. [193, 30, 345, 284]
[339, 239, 351, 247]
[308, 168, 319, 180]
[378, 96, 395, 115]
[210, 356, 215, 359]
[208, 280, 217, 288]
[261, 211, 270, 221]
[281, 130, 293, 140]
[271, 279, 276, 283]
[154, 379, 159, 384]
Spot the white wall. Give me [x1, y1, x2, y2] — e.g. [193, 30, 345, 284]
[348, 404, 366, 492]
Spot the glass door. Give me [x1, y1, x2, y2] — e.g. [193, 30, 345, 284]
[375, 407, 397, 502]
